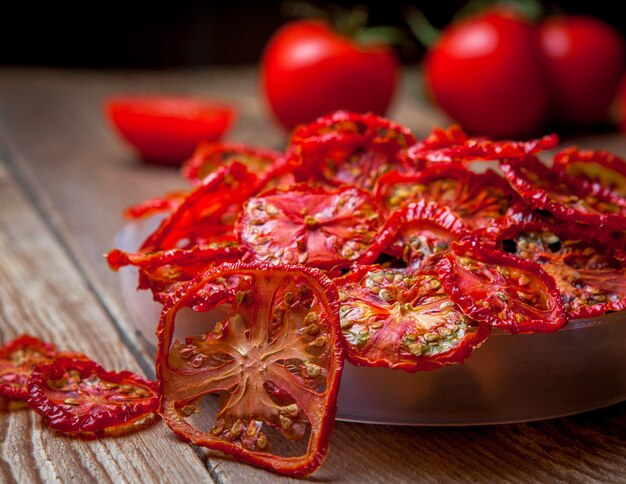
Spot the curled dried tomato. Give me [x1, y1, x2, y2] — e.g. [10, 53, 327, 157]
[334, 265, 490, 371]
[182, 142, 281, 185]
[553, 147, 626, 205]
[237, 184, 381, 270]
[0, 335, 58, 403]
[286, 111, 416, 190]
[437, 241, 567, 333]
[107, 245, 244, 304]
[123, 190, 188, 221]
[376, 165, 523, 231]
[406, 132, 558, 165]
[140, 162, 258, 252]
[486, 220, 626, 318]
[157, 262, 343, 477]
[501, 156, 626, 230]
[359, 200, 470, 270]
[27, 356, 158, 437]
[408, 125, 469, 154]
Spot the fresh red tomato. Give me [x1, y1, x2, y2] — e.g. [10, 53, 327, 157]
[540, 16, 625, 125]
[425, 8, 550, 138]
[106, 96, 236, 165]
[261, 20, 399, 131]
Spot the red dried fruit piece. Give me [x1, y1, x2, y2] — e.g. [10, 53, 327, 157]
[407, 133, 558, 165]
[0, 335, 58, 402]
[359, 200, 470, 270]
[157, 262, 344, 477]
[107, 244, 244, 304]
[500, 156, 626, 230]
[487, 220, 626, 318]
[27, 356, 158, 437]
[182, 142, 282, 185]
[237, 184, 381, 270]
[409, 125, 469, 153]
[123, 190, 188, 220]
[376, 164, 523, 231]
[286, 111, 416, 190]
[140, 162, 258, 252]
[437, 241, 568, 333]
[553, 147, 626, 205]
[334, 265, 490, 371]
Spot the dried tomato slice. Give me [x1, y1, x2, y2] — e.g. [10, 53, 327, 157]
[407, 132, 558, 165]
[376, 165, 523, 231]
[500, 156, 626, 230]
[140, 162, 258, 252]
[553, 147, 626, 205]
[157, 262, 343, 477]
[0, 335, 58, 402]
[107, 245, 244, 304]
[123, 190, 188, 220]
[287, 111, 416, 190]
[359, 200, 470, 270]
[437, 241, 568, 333]
[334, 265, 490, 371]
[27, 356, 158, 437]
[487, 220, 626, 318]
[237, 184, 381, 270]
[409, 125, 469, 154]
[182, 142, 281, 185]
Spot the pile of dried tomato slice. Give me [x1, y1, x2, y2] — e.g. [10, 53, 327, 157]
[0, 334, 159, 437]
[109, 111, 626, 476]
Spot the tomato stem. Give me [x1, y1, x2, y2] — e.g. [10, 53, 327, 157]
[404, 6, 440, 48]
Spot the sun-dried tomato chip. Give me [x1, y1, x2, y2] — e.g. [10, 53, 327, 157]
[501, 156, 626, 230]
[27, 356, 159, 437]
[335, 265, 490, 371]
[437, 241, 568, 333]
[123, 190, 188, 220]
[237, 184, 381, 270]
[157, 262, 343, 477]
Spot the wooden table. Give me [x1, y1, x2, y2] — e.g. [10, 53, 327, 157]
[0, 67, 625, 483]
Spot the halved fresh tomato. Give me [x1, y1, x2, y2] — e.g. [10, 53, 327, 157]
[334, 265, 490, 371]
[157, 262, 343, 477]
[437, 240, 567, 333]
[182, 142, 281, 185]
[359, 200, 470, 270]
[376, 165, 523, 231]
[105, 95, 236, 165]
[237, 184, 381, 270]
[487, 219, 626, 318]
[501, 156, 626, 230]
[27, 356, 159, 437]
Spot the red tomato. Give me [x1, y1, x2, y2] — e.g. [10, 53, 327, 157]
[425, 8, 550, 138]
[106, 96, 236, 165]
[261, 20, 399, 131]
[540, 16, 625, 125]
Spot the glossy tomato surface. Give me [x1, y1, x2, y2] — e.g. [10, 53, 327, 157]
[425, 9, 550, 138]
[106, 96, 236, 164]
[540, 15, 625, 125]
[261, 20, 399, 131]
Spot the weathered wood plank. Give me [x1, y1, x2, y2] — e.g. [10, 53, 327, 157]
[0, 157, 211, 483]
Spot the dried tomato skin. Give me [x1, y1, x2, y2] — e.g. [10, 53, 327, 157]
[27, 356, 158, 437]
[0, 335, 58, 401]
[500, 156, 626, 231]
[437, 241, 568, 334]
[156, 262, 344, 477]
[123, 190, 188, 220]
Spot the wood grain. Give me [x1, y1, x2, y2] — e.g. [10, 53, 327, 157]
[0, 151, 210, 482]
[0, 67, 625, 483]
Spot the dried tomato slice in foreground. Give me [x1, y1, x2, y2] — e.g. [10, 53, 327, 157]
[27, 356, 158, 437]
[182, 142, 281, 184]
[157, 262, 343, 477]
[123, 190, 188, 220]
[500, 156, 626, 230]
[0, 335, 58, 402]
[437, 241, 567, 334]
[487, 220, 626, 318]
[359, 200, 470, 270]
[335, 266, 490, 372]
[237, 184, 381, 270]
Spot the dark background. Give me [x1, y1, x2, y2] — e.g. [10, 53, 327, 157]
[2, 0, 624, 68]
